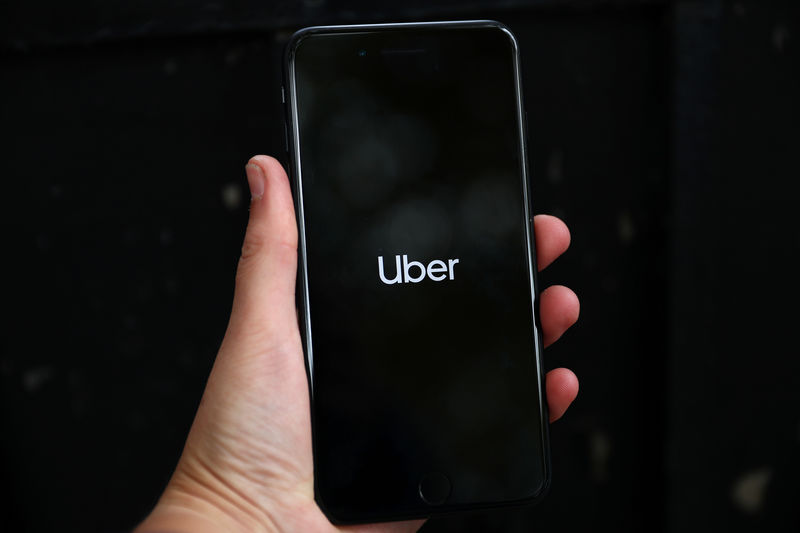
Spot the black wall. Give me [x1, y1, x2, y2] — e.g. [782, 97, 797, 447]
[1, 1, 798, 531]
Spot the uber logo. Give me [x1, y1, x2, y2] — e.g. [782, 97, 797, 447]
[378, 255, 459, 284]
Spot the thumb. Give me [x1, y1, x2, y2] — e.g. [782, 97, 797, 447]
[226, 155, 299, 350]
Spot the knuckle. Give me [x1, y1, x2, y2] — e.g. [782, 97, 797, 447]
[240, 231, 266, 262]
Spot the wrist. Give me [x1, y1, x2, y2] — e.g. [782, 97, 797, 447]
[135, 469, 278, 533]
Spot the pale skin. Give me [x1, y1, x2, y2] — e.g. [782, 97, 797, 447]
[136, 155, 580, 533]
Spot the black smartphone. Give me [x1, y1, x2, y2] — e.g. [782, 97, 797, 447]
[283, 20, 550, 524]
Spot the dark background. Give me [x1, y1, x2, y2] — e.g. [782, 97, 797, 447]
[1, 0, 798, 531]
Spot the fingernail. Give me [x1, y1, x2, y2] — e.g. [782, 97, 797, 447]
[245, 162, 265, 200]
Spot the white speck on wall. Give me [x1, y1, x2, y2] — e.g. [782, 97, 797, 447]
[731, 466, 772, 514]
[547, 150, 564, 184]
[221, 183, 243, 210]
[590, 430, 612, 483]
[160, 228, 173, 246]
[164, 59, 177, 75]
[165, 278, 179, 293]
[225, 47, 244, 66]
[618, 211, 635, 244]
[23, 366, 55, 393]
[772, 25, 789, 52]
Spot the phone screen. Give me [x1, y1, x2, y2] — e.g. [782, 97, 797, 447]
[289, 24, 547, 521]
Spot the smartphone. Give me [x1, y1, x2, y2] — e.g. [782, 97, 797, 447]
[283, 20, 550, 524]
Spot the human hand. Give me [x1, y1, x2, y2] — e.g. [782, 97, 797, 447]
[135, 155, 580, 533]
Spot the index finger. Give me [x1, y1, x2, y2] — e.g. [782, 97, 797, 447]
[534, 215, 571, 271]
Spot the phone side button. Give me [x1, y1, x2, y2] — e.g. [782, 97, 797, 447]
[283, 121, 289, 153]
[418, 471, 451, 506]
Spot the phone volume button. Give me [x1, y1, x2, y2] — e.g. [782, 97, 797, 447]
[283, 121, 289, 153]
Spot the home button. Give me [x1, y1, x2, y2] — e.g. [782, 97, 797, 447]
[418, 472, 451, 506]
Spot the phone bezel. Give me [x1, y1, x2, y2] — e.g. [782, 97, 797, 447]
[282, 20, 552, 524]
